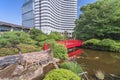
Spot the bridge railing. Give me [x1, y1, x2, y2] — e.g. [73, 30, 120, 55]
[43, 39, 83, 51]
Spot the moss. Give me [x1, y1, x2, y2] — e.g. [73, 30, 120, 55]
[0, 44, 41, 57]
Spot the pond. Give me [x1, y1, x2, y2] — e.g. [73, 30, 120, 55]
[75, 49, 120, 80]
[34, 48, 120, 80]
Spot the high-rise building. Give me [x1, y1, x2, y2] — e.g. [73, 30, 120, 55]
[22, 0, 77, 35]
[22, 0, 34, 28]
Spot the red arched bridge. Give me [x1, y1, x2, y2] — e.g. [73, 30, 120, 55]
[57, 40, 83, 49]
[43, 39, 83, 50]
[43, 39, 83, 58]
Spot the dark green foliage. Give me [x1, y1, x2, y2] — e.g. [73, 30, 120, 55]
[84, 39, 100, 46]
[0, 39, 11, 47]
[0, 31, 41, 56]
[99, 39, 115, 47]
[60, 61, 83, 74]
[35, 34, 48, 41]
[0, 48, 17, 56]
[75, 0, 120, 40]
[83, 38, 120, 53]
[48, 32, 64, 40]
[29, 28, 44, 39]
[0, 31, 33, 47]
[44, 69, 81, 80]
[17, 44, 41, 53]
[51, 44, 68, 59]
[29, 28, 48, 41]
[37, 39, 55, 47]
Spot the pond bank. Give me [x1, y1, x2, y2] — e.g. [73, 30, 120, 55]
[0, 51, 59, 80]
[83, 39, 120, 53]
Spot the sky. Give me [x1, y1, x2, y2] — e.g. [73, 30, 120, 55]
[0, 0, 97, 25]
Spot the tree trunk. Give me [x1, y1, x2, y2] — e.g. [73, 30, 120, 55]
[13, 45, 23, 64]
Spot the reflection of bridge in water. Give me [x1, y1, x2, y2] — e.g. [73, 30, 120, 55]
[58, 40, 83, 59]
[68, 49, 83, 60]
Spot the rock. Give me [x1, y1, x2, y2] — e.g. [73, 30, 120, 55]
[32, 66, 43, 79]
[0, 64, 17, 78]
[95, 57, 99, 59]
[12, 65, 24, 76]
[95, 70, 104, 80]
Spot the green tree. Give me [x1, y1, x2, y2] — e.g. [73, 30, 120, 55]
[29, 28, 48, 41]
[48, 32, 64, 40]
[75, 0, 120, 40]
[0, 31, 33, 61]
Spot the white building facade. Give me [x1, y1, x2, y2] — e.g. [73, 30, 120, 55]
[22, 0, 77, 35]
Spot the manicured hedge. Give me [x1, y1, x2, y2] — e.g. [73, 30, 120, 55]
[44, 69, 81, 80]
[83, 38, 120, 53]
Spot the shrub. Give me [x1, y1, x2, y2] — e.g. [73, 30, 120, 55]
[83, 39, 100, 49]
[83, 38, 120, 53]
[44, 69, 81, 80]
[110, 42, 120, 52]
[29, 28, 48, 42]
[0, 31, 34, 47]
[83, 39, 100, 46]
[18, 44, 41, 53]
[60, 61, 83, 74]
[99, 39, 116, 47]
[37, 39, 55, 47]
[0, 44, 41, 57]
[0, 39, 11, 48]
[98, 39, 116, 51]
[29, 28, 45, 40]
[36, 34, 48, 41]
[0, 48, 17, 56]
[48, 32, 64, 40]
[51, 44, 68, 59]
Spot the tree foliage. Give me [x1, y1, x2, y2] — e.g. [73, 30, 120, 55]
[0, 31, 33, 47]
[75, 0, 120, 40]
[48, 32, 64, 40]
[0, 31, 34, 58]
[29, 28, 48, 41]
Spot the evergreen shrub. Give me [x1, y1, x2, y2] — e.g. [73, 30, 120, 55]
[44, 69, 81, 80]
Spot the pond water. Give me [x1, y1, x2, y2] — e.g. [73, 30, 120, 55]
[34, 48, 120, 80]
[75, 49, 120, 80]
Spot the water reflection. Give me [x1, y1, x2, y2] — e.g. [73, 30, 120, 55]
[74, 49, 120, 80]
[34, 48, 120, 80]
[68, 48, 83, 60]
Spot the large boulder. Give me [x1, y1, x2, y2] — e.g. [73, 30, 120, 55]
[12, 65, 24, 76]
